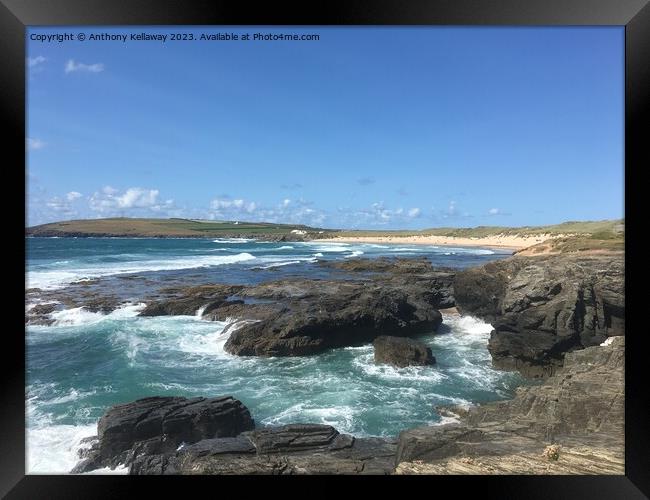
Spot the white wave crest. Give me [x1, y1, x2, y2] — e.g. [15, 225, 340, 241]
[260, 403, 357, 433]
[256, 260, 304, 269]
[26, 423, 102, 474]
[212, 238, 254, 243]
[352, 353, 448, 383]
[48, 303, 146, 327]
[176, 320, 234, 358]
[27, 253, 256, 290]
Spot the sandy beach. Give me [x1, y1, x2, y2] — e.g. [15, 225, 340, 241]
[314, 233, 568, 251]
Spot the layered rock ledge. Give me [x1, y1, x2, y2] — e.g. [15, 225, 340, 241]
[395, 336, 624, 475]
[72, 396, 254, 473]
[455, 254, 624, 377]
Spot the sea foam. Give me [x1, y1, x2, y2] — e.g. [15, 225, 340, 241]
[27, 253, 256, 290]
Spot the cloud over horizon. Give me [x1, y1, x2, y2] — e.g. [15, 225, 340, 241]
[66, 191, 83, 201]
[88, 186, 176, 216]
[27, 56, 47, 68]
[26, 138, 46, 151]
[65, 59, 105, 74]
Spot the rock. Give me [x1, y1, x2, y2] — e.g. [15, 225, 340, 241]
[80, 295, 122, 313]
[454, 254, 624, 377]
[373, 335, 435, 367]
[223, 282, 443, 356]
[139, 260, 452, 357]
[139, 284, 243, 317]
[395, 337, 625, 474]
[247, 424, 342, 454]
[25, 302, 58, 325]
[129, 424, 397, 475]
[31, 257, 453, 357]
[73, 395, 254, 473]
[318, 256, 446, 274]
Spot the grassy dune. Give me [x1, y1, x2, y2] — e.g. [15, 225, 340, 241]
[336, 219, 624, 238]
[26, 218, 332, 238]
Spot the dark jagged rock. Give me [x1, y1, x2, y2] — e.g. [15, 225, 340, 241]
[129, 424, 397, 475]
[395, 337, 625, 474]
[138, 259, 453, 357]
[79, 295, 122, 313]
[72, 395, 254, 473]
[318, 256, 448, 274]
[139, 284, 244, 317]
[454, 254, 624, 377]
[223, 282, 442, 356]
[25, 303, 58, 325]
[373, 335, 436, 367]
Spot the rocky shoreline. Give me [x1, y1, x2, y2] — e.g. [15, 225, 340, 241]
[72, 336, 624, 475]
[28, 253, 623, 378]
[27, 251, 625, 474]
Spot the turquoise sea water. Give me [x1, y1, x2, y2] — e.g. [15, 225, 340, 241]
[26, 237, 523, 473]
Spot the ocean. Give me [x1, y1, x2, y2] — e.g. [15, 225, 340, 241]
[25, 237, 524, 473]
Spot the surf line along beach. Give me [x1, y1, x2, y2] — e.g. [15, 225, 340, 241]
[314, 233, 569, 250]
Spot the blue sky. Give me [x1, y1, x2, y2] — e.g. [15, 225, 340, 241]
[27, 26, 624, 229]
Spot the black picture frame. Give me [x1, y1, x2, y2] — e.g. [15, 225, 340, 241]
[4, 0, 648, 497]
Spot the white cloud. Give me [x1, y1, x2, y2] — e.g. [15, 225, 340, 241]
[66, 191, 83, 201]
[116, 188, 159, 208]
[336, 202, 425, 227]
[45, 196, 77, 217]
[27, 56, 46, 68]
[26, 138, 46, 151]
[435, 200, 473, 220]
[31, 186, 185, 225]
[89, 186, 173, 214]
[210, 198, 257, 213]
[487, 207, 511, 216]
[208, 196, 326, 226]
[65, 59, 105, 74]
[46, 197, 67, 210]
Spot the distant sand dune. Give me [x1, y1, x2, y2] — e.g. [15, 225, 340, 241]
[314, 233, 569, 250]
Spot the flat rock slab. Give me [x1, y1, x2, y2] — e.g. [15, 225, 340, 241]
[129, 424, 397, 475]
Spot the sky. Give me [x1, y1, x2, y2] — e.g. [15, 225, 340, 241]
[26, 26, 624, 229]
